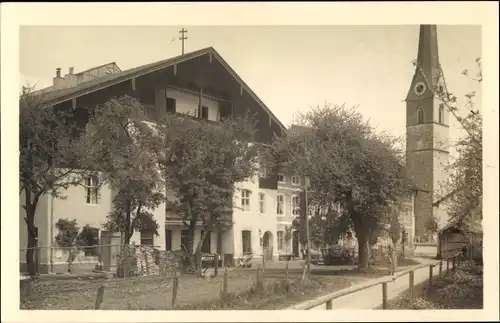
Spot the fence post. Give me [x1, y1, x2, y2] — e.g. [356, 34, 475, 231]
[171, 272, 179, 308]
[428, 265, 433, 286]
[145, 249, 150, 275]
[35, 247, 40, 278]
[262, 253, 265, 272]
[326, 299, 333, 310]
[452, 257, 456, 271]
[439, 261, 443, 277]
[409, 271, 414, 298]
[214, 254, 219, 277]
[382, 282, 388, 309]
[220, 267, 228, 302]
[256, 267, 263, 291]
[223, 267, 228, 294]
[94, 285, 105, 309]
[285, 261, 289, 281]
[446, 259, 450, 275]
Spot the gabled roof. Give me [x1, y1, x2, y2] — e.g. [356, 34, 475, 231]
[36, 47, 287, 134]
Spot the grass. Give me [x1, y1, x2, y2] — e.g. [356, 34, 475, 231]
[385, 260, 483, 309]
[20, 258, 424, 310]
[20, 267, 368, 310]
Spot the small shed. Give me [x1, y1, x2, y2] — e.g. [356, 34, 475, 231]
[437, 223, 482, 261]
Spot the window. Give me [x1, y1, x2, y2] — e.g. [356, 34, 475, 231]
[140, 230, 154, 246]
[417, 107, 424, 124]
[291, 175, 301, 186]
[259, 193, 265, 213]
[181, 230, 189, 251]
[201, 106, 209, 120]
[277, 231, 284, 250]
[259, 166, 267, 178]
[201, 230, 211, 254]
[277, 173, 285, 183]
[242, 230, 252, 255]
[291, 195, 300, 216]
[165, 229, 172, 251]
[438, 106, 444, 124]
[166, 97, 176, 114]
[277, 194, 285, 215]
[84, 176, 99, 205]
[404, 207, 412, 222]
[241, 190, 251, 212]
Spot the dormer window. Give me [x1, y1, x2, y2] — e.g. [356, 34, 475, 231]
[417, 107, 424, 124]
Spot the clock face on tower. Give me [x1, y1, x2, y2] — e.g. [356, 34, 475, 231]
[414, 82, 427, 96]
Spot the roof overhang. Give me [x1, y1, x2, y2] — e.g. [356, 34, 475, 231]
[34, 47, 288, 136]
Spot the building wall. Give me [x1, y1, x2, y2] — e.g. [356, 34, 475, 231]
[19, 173, 167, 274]
[232, 175, 279, 260]
[276, 172, 301, 254]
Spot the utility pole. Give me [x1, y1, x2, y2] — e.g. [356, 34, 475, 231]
[179, 28, 188, 55]
[303, 135, 311, 280]
[304, 174, 311, 280]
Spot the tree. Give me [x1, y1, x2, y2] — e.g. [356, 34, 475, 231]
[156, 114, 260, 276]
[54, 218, 83, 273]
[271, 104, 409, 269]
[434, 58, 483, 241]
[83, 95, 164, 245]
[19, 86, 91, 275]
[292, 204, 350, 249]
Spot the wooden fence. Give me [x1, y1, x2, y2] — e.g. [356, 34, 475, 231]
[288, 250, 464, 310]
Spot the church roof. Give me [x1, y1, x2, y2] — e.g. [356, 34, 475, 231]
[416, 25, 441, 88]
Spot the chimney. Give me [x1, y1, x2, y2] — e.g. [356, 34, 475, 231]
[53, 68, 65, 89]
[64, 66, 78, 88]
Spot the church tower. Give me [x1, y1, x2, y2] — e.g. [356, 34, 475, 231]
[406, 25, 450, 240]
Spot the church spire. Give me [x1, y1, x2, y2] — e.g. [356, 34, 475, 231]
[415, 25, 441, 88]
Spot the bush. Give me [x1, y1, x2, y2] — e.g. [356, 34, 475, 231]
[391, 296, 443, 310]
[388, 261, 483, 309]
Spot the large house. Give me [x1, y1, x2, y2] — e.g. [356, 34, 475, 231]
[20, 47, 296, 273]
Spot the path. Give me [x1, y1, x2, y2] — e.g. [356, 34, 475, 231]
[309, 257, 444, 310]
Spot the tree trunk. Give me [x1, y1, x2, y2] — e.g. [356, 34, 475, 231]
[194, 229, 208, 277]
[26, 221, 37, 276]
[24, 190, 37, 276]
[184, 220, 197, 273]
[124, 203, 132, 245]
[67, 247, 75, 273]
[357, 234, 370, 270]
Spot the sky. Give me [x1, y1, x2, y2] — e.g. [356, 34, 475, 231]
[19, 25, 482, 153]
